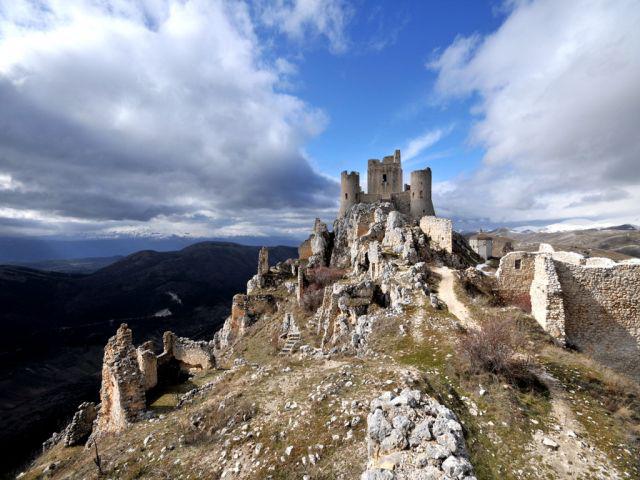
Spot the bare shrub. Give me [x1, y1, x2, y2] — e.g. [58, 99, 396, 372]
[299, 266, 345, 313]
[459, 318, 535, 387]
[301, 287, 325, 313]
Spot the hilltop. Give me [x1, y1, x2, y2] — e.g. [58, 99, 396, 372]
[20, 201, 640, 480]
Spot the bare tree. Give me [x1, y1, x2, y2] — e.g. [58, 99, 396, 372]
[93, 439, 104, 476]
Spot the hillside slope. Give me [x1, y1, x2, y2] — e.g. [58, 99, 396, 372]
[22, 207, 639, 480]
[484, 226, 640, 260]
[0, 241, 297, 478]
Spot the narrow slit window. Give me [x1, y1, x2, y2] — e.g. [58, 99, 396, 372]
[345, 193, 348, 199]
[515, 259, 521, 270]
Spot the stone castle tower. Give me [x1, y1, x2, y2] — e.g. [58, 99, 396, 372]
[339, 149, 435, 218]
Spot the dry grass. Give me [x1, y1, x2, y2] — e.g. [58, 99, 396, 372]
[182, 394, 257, 446]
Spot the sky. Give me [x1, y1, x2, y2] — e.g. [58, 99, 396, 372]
[0, 0, 639, 242]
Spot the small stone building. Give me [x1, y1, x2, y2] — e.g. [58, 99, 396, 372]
[469, 233, 493, 260]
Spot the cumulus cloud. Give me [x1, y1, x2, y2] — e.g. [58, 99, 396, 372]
[429, 0, 640, 226]
[0, 0, 341, 238]
[255, 0, 352, 54]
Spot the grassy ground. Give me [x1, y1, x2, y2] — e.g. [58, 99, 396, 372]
[20, 265, 640, 480]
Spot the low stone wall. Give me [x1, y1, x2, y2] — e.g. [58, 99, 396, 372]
[419, 216, 452, 254]
[556, 261, 640, 380]
[496, 251, 537, 309]
[530, 254, 566, 344]
[166, 333, 216, 370]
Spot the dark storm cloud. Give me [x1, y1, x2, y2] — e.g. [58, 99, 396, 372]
[0, 0, 339, 236]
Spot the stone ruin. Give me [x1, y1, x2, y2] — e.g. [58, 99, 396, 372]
[497, 244, 640, 381]
[215, 246, 301, 351]
[43, 324, 218, 449]
[43, 402, 98, 450]
[95, 324, 146, 433]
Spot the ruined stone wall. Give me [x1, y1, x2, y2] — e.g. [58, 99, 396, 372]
[258, 247, 269, 276]
[391, 191, 410, 215]
[136, 340, 158, 391]
[214, 293, 278, 349]
[96, 324, 146, 433]
[164, 332, 216, 370]
[469, 238, 492, 260]
[555, 261, 640, 380]
[496, 251, 537, 309]
[530, 254, 566, 344]
[419, 216, 452, 254]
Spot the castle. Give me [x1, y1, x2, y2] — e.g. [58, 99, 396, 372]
[339, 149, 435, 218]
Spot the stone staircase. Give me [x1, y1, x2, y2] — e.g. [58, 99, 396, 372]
[279, 330, 301, 356]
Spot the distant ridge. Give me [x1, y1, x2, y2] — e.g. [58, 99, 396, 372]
[0, 235, 300, 263]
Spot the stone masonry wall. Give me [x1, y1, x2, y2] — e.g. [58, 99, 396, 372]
[136, 340, 158, 391]
[530, 254, 566, 345]
[95, 324, 146, 433]
[419, 216, 452, 254]
[496, 251, 537, 309]
[164, 332, 216, 370]
[555, 261, 640, 380]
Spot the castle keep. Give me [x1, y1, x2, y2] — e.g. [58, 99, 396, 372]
[339, 149, 435, 219]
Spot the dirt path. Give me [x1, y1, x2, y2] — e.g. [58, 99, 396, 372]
[527, 369, 622, 479]
[433, 266, 474, 327]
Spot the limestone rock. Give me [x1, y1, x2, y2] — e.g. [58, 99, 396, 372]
[361, 390, 474, 480]
[63, 402, 98, 447]
[42, 401, 98, 450]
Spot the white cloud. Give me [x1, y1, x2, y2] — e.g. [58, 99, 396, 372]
[429, 0, 640, 226]
[256, 0, 352, 53]
[0, 0, 339, 238]
[403, 126, 452, 162]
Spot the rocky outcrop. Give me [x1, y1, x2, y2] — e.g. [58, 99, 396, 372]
[43, 402, 98, 450]
[362, 390, 475, 480]
[316, 279, 375, 347]
[214, 293, 278, 350]
[331, 203, 392, 269]
[308, 218, 332, 268]
[95, 324, 146, 434]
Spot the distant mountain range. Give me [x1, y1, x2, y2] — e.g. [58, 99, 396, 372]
[0, 235, 300, 263]
[0, 241, 297, 476]
[478, 225, 640, 260]
[11, 256, 123, 274]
